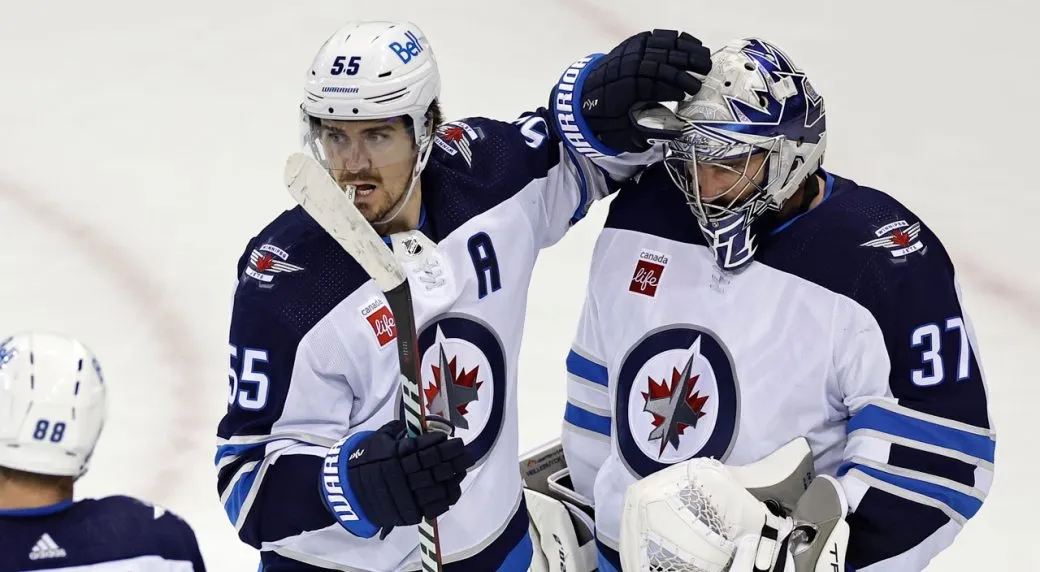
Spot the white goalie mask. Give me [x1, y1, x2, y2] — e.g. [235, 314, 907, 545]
[664, 38, 827, 272]
[0, 333, 107, 478]
[299, 20, 441, 224]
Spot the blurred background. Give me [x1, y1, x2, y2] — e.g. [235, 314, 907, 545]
[1, 0, 1035, 569]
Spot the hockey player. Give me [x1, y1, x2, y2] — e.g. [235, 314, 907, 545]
[215, 21, 712, 571]
[0, 332, 206, 571]
[558, 37, 995, 571]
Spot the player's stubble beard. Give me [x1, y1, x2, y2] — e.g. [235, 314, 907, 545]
[338, 168, 388, 222]
[346, 174, 417, 238]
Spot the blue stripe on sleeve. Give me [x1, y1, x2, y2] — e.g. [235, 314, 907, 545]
[848, 404, 995, 463]
[566, 350, 608, 387]
[564, 402, 611, 437]
[215, 441, 271, 465]
[839, 462, 983, 520]
[565, 145, 591, 225]
[224, 462, 262, 525]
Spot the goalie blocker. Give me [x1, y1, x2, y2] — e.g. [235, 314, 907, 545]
[520, 439, 848, 572]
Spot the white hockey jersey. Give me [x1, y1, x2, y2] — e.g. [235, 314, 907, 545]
[215, 70, 657, 569]
[562, 166, 995, 572]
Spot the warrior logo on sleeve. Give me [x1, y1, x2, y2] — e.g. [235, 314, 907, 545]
[616, 325, 740, 477]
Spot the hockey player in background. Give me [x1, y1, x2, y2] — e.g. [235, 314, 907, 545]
[555, 37, 995, 571]
[0, 332, 206, 571]
[215, 20, 712, 571]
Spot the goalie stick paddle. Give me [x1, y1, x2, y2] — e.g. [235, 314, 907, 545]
[283, 152, 444, 572]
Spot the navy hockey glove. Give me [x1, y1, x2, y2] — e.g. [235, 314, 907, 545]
[579, 29, 711, 153]
[321, 419, 472, 539]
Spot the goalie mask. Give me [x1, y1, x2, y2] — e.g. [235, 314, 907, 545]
[664, 38, 827, 272]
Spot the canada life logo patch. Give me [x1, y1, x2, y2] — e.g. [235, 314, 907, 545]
[629, 249, 669, 297]
[359, 298, 397, 347]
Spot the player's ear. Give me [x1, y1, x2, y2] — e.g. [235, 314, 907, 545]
[425, 99, 443, 137]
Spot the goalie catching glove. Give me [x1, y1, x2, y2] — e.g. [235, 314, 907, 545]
[620, 439, 849, 572]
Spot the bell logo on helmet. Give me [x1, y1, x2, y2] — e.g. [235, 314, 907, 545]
[389, 30, 424, 64]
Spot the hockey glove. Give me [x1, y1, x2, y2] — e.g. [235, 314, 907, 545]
[581, 29, 711, 153]
[321, 419, 473, 539]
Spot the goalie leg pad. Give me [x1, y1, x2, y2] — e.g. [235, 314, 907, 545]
[524, 488, 597, 572]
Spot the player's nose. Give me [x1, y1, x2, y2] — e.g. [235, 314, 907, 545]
[341, 145, 371, 173]
[696, 167, 728, 202]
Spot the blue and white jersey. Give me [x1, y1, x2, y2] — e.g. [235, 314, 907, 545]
[215, 80, 657, 570]
[0, 496, 205, 571]
[562, 165, 995, 572]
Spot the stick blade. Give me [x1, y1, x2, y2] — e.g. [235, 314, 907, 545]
[283, 153, 406, 291]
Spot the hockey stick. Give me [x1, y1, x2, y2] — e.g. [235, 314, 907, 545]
[283, 152, 443, 572]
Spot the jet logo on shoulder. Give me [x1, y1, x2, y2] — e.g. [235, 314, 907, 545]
[860, 220, 925, 261]
[245, 243, 304, 287]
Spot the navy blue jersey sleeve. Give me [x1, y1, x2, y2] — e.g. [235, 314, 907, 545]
[215, 298, 339, 549]
[216, 209, 403, 550]
[831, 198, 994, 571]
[424, 58, 662, 248]
[426, 111, 612, 247]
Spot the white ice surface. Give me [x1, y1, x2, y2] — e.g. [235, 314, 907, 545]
[1, 1, 1036, 570]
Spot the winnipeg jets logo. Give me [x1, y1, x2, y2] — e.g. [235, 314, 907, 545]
[643, 336, 711, 457]
[245, 243, 303, 285]
[860, 220, 925, 260]
[616, 326, 739, 477]
[424, 327, 483, 430]
[416, 315, 506, 467]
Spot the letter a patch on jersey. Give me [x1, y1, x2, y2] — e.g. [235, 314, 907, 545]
[360, 298, 397, 347]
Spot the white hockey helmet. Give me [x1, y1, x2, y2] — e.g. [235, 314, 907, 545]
[0, 333, 107, 478]
[301, 20, 440, 141]
[300, 21, 441, 224]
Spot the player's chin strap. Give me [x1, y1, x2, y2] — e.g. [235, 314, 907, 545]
[620, 438, 850, 572]
[374, 136, 434, 227]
